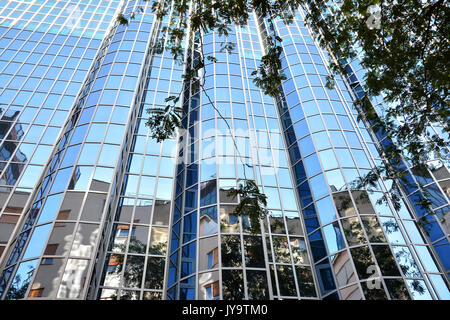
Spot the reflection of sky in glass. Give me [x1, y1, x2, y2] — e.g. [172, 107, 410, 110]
[391, 245, 421, 278]
[37, 193, 63, 224]
[156, 178, 173, 200]
[323, 223, 344, 255]
[315, 196, 336, 225]
[93, 166, 113, 184]
[22, 223, 52, 259]
[406, 279, 432, 300]
[429, 274, 450, 299]
[379, 217, 406, 245]
[415, 245, 438, 273]
[6, 259, 38, 299]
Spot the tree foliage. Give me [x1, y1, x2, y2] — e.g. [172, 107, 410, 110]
[117, 0, 449, 232]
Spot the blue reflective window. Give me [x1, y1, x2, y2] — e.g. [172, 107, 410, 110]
[337, 115, 353, 130]
[261, 166, 277, 186]
[303, 153, 321, 176]
[78, 143, 100, 164]
[379, 217, 406, 244]
[344, 131, 362, 148]
[325, 168, 346, 191]
[293, 161, 307, 185]
[218, 157, 235, 178]
[297, 182, 313, 207]
[309, 230, 327, 261]
[156, 177, 173, 200]
[318, 149, 338, 170]
[317, 100, 333, 113]
[424, 184, 448, 208]
[298, 135, 315, 156]
[70, 124, 89, 145]
[86, 123, 107, 142]
[308, 115, 325, 132]
[69, 166, 93, 190]
[303, 101, 319, 116]
[37, 193, 64, 224]
[322, 114, 339, 130]
[98, 144, 120, 166]
[289, 104, 304, 123]
[93, 105, 112, 122]
[49, 167, 73, 194]
[185, 187, 197, 213]
[127, 154, 142, 174]
[201, 159, 217, 181]
[60, 144, 81, 167]
[265, 187, 281, 209]
[280, 188, 298, 210]
[277, 167, 294, 188]
[315, 196, 336, 225]
[335, 148, 355, 167]
[5, 259, 38, 300]
[429, 274, 450, 299]
[323, 222, 345, 254]
[105, 124, 125, 144]
[352, 149, 371, 168]
[22, 223, 53, 260]
[111, 106, 130, 123]
[312, 131, 331, 150]
[17, 165, 42, 188]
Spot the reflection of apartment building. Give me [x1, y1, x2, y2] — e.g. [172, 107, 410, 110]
[0, 190, 29, 258]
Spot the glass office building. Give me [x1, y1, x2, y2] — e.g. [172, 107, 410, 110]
[0, 0, 448, 300]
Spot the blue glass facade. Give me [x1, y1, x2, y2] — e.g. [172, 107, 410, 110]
[0, 1, 448, 300]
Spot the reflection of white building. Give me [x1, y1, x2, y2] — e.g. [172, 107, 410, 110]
[199, 213, 218, 236]
[57, 228, 99, 299]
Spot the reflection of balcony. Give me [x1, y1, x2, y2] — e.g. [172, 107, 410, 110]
[199, 208, 218, 236]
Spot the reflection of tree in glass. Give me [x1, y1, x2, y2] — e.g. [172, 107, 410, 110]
[392, 247, 422, 279]
[227, 180, 268, 235]
[349, 246, 388, 300]
[361, 216, 386, 243]
[342, 218, 366, 246]
[371, 245, 400, 277]
[222, 269, 244, 300]
[381, 219, 400, 234]
[221, 235, 242, 267]
[350, 244, 419, 299]
[145, 257, 165, 290]
[268, 215, 285, 234]
[335, 193, 354, 213]
[148, 238, 167, 255]
[246, 270, 269, 299]
[384, 279, 411, 300]
[120, 290, 140, 300]
[108, 238, 166, 299]
[243, 236, 265, 268]
[275, 265, 296, 296]
[362, 281, 387, 300]
[290, 239, 308, 264]
[5, 265, 34, 300]
[381, 222, 426, 295]
[271, 236, 291, 264]
[295, 266, 317, 298]
[349, 246, 375, 280]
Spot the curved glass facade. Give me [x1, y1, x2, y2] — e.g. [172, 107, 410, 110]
[0, 1, 448, 300]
